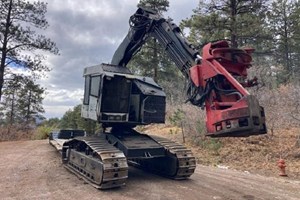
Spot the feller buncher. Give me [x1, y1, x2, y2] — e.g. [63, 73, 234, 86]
[62, 6, 267, 189]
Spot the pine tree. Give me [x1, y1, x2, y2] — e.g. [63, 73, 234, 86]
[138, 0, 169, 13]
[17, 77, 45, 123]
[127, 0, 186, 103]
[267, 0, 300, 83]
[0, 0, 59, 101]
[60, 105, 98, 135]
[128, 0, 171, 83]
[0, 75, 45, 125]
[0, 75, 22, 124]
[60, 109, 77, 129]
[181, 0, 269, 48]
[180, 0, 276, 88]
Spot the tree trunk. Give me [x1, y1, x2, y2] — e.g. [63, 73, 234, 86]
[230, 0, 238, 48]
[153, 38, 158, 82]
[9, 91, 15, 125]
[0, 0, 13, 101]
[26, 90, 32, 123]
[283, 6, 290, 77]
[0, 61, 5, 102]
[181, 121, 185, 144]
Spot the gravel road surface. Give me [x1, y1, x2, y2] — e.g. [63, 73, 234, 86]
[0, 140, 299, 200]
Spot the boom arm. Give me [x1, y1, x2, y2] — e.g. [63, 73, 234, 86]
[111, 6, 267, 137]
[111, 6, 204, 106]
[111, 6, 199, 77]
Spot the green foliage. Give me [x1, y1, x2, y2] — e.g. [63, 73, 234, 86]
[1, 75, 45, 125]
[267, 0, 300, 83]
[187, 119, 222, 153]
[42, 118, 60, 128]
[181, 0, 300, 86]
[138, 0, 169, 12]
[203, 138, 222, 153]
[0, 0, 59, 101]
[181, 0, 269, 48]
[41, 105, 100, 135]
[195, 120, 205, 135]
[59, 104, 99, 135]
[169, 108, 185, 126]
[17, 77, 45, 122]
[31, 125, 52, 140]
[192, 134, 222, 153]
[128, 0, 176, 84]
[168, 128, 178, 135]
[129, 0, 188, 105]
[60, 109, 77, 129]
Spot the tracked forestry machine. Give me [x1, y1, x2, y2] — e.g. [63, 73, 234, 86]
[62, 6, 267, 189]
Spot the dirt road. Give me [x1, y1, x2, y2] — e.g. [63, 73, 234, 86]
[0, 140, 299, 200]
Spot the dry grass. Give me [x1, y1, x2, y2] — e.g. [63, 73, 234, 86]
[144, 122, 300, 179]
[216, 127, 300, 178]
[0, 124, 54, 142]
[0, 125, 34, 141]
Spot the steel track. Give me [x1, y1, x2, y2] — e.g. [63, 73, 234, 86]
[129, 135, 196, 179]
[62, 136, 128, 189]
[62, 134, 196, 189]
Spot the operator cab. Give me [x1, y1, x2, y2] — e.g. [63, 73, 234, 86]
[81, 64, 166, 128]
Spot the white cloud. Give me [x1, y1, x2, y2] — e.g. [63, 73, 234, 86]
[42, 88, 83, 118]
[43, 105, 75, 119]
[8, 66, 31, 77]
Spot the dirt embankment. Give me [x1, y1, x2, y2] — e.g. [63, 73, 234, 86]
[143, 125, 300, 179]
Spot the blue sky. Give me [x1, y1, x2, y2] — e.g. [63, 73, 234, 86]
[37, 0, 198, 118]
